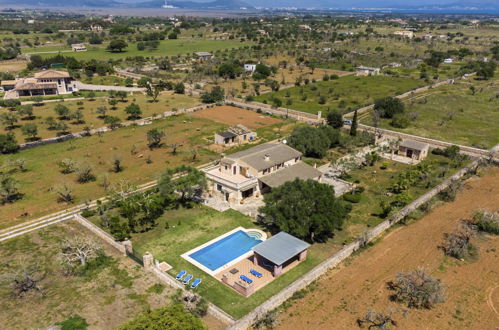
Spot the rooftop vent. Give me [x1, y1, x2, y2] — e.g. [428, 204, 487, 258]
[264, 154, 270, 161]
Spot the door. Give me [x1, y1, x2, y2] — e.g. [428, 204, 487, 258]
[406, 149, 413, 158]
[225, 193, 229, 202]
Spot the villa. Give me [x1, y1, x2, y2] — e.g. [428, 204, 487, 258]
[356, 66, 380, 76]
[214, 124, 256, 146]
[393, 30, 414, 39]
[1, 70, 77, 98]
[204, 142, 322, 204]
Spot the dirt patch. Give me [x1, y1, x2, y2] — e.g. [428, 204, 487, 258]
[277, 168, 499, 330]
[191, 105, 281, 130]
[0, 59, 27, 72]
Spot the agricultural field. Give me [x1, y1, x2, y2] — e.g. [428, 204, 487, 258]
[276, 168, 499, 330]
[255, 75, 424, 115]
[361, 76, 499, 149]
[0, 92, 201, 141]
[0, 107, 296, 228]
[27, 39, 250, 60]
[0, 220, 178, 329]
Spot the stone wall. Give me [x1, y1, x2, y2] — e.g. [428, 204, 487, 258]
[227, 160, 478, 330]
[73, 214, 126, 255]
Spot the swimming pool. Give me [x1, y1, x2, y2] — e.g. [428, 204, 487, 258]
[188, 230, 262, 272]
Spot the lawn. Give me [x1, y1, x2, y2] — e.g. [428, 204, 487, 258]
[0, 114, 225, 228]
[255, 75, 424, 115]
[29, 39, 249, 60]
[96, 205, 325, 319]
[0, 91, 201, 140]
[361, 78, 499, 149]
[0, 220, 177, 329]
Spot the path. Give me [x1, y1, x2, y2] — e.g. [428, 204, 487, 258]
[74, 81, 146, 92]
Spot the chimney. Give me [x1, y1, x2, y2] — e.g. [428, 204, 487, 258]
[264, 154, 270, 161]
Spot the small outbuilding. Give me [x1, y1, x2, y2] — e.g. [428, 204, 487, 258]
[214, 124, 256, 146]
[356, 66, 380, 76]
[398, 139, 429, 161]
[253, 232, 310, 277]
[194, 51, 213, 61]
[71, 43, 87, 52]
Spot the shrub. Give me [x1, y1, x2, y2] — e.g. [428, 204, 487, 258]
[56, 315, 89, 330]
[472, 210, 499, 235]
[441, 222, 476, 260]
[390, 113, 410, 128]
[80, 209, 96, 218]
[343, 193, 361, 203]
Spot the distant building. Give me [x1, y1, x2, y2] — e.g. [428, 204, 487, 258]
[27, 19, 35, 24]
[71, 43, 87, 52]
[298, 24, 312, 31]
[423, 34, 433, 40]
[393, 30, 414, 39]
[356, 66, 380, 76]
[398, 140, 429, 161]
[256, 29, 268, 36]
[390, 62, 402, 68]
[244, 63, 257, 73]
[1, 70, 76, 98]
[443, 58, 454, 64]
[194, 51, 213, 61]
[215, 125, 256, 146]
[90, 24, 103, 32]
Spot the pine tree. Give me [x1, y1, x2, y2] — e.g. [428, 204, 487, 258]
[350, 110, 358, 136]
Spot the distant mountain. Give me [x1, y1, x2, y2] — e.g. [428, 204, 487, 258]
[0, 0, 124, 7]
[133, 0, 252, 9]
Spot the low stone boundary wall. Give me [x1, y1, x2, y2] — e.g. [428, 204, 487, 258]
[358, 124, 489, 158]
[73, 214, 126, 255]
[228, 160, 478, 329]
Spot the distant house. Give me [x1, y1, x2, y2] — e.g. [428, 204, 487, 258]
[204, 142, 322, 204]
[398, 140, 429, 161]
[1, 70, 76, 98]
[393, 30, 414, 39]
[443, 58, 454, 64]
[298, 24, 312, 31]
[194, 51, 213, 61]
[215, 125, 256, 146]
[244, 63, 257, 73]
[356, 66, 380, 76]
[390, 62, 402, 68]
[256, 29, 268, 36]
[71, 43, 87, 52]
[90, 24, 103, 32]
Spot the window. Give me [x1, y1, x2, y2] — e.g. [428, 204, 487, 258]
[233, 166, 236, 175]
[217, 184, 223, 192]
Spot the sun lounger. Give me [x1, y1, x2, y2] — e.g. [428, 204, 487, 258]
[191, 278, 202, 289]
[250, 269, 263, 278]
[240, 275, 253, 284]
[182, 274, 193, 284]
[176, 270, 186, 280]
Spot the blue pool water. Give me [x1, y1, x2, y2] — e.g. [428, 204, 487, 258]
[189, 230, 262, 271]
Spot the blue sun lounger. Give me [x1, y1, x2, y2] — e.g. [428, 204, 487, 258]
[191, 278, 202, 289]
[182, 274, 193, 285]
[176, 270, 187, 280]
[250, 269, 263, 278]
[240, 275, 253, 284]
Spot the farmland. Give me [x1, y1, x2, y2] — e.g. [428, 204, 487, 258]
[255, 75, 424, 115]
[26, 39, 250, 60]
[361, 76, 499, 149]
[277, 168, 499, 330]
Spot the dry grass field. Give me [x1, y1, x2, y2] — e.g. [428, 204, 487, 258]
[277, 168, 499, 330]
[191, 105, 282, 129]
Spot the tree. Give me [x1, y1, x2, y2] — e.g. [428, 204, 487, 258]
[124, 103, 142, 120]
[18, 105, 34, 120]
[374, 97, 405, 119]
[357, 309, 406, 329]
[350, 110, 358, 136]
[108, 98, 118, 110]
[0, 132, 19, 154]
[116, 91, 128, 102]
[218, 61, 242, 79]
[288, 126, 330, 158]
[107, 39, 128, 53]
[54, 182, 74, 203]
[327, 111, 343, 128]
[58, 236, 100, 272]
[0, 112, 19, 129]
[146, 84, 161, 102]
[201, 86, 225, 103]
[54, 104, 70, 120]
[96, 106, 108, 119]
[174, 82, 185, 94]
[0, 260, 44, 298]
[21, 123, 38, 141]
[104, 116, 121, 129]
[147, 128, 165, 149]
[388, 268, 445, 309]
[112, 154, 123, 173]
[55, 121, 70, 136]
[70, 109, 85, 124]
[441, 222, 476, 260]
[58, 158, 77, 174]
[76, 162, 95, 183]
[259, 179, 349, 242]
[0, 174, 22, 204]
[162, 165, 207, 202]
[117, 304, 205, 330]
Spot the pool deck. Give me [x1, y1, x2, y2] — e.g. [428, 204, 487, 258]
[214, 255, 302, 296]
[180, 227, 266, 276]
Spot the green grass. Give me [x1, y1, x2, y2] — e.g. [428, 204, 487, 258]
[29, 39, 249, 60]
[113, 205, 323, 319]
[361, 77, 499, 149]
[255, 75, 424, 115]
